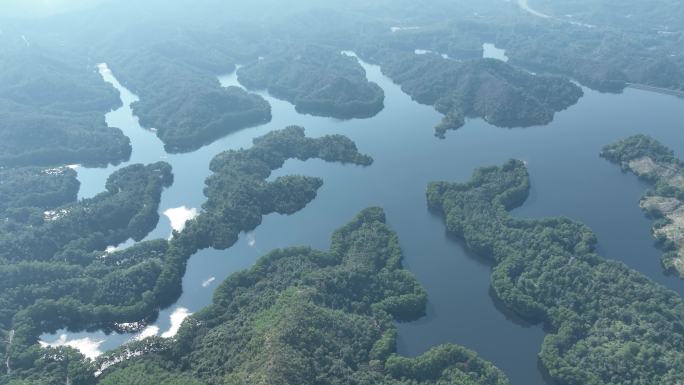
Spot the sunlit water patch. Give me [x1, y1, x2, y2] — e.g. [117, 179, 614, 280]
[482, 43, 509, 62]
[40, 334, 104, 360]
[163, 206, 198, 233]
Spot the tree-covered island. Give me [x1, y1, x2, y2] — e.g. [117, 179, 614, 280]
[357, 48, 582, 137]
[238, 46, 385, 119]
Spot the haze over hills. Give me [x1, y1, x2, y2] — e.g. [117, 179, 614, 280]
[1, 1, 684, 385]
[0, 0, 110, 18]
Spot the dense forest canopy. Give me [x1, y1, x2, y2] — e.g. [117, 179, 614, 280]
[238, 46, 385, 119]
[428, 160, 684, 385]
[0, 167, 79, 217]
[0, 126, 373, 384]
[96, 208, 508, 385]
[179, 125, 373, 251]
[0, 162, 173, 383]
[103, 33, 273, 153]
[0, 43, 130, 168]
[357, 48, 582, 137]
[1, 0, 684, 384]
[2, 0, 682, 166]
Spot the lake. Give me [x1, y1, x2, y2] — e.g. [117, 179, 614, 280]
[43, 54, 684, 385]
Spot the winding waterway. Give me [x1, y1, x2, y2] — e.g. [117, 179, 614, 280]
[42, 54, 684, 385]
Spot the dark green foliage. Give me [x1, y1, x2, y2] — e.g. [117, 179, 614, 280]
[428, 160, 684, 385]
[0, 44, 130, 168]
[238, 45, 384, 119]
[8, 346, 97, 385]
[180, 126, 373, 251]
[105, 41, 271, 153]
[0, 162, 173, 261]
[359, 49, 582, 137]
[0, 126, 373, 384]
[98, 361, 199, 385]
[601, 134, 680, 168]
[0, 163, 175, 383]
[98, 208, 507, 385]
[0, 167, 79, 216]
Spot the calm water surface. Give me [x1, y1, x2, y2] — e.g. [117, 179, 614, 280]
[43, 55, 684, 385]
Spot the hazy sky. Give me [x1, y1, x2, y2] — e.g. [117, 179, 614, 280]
[0, 0, 109, 18]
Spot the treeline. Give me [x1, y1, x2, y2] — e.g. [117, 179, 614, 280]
[0, 43, 131, 168]
[357, 48, 582, 137]
[0, 167, 79, 217]
[358, 4, 684, 93]
[0, 162, 173, 261]
[96, 208, 507, 385]
[0, 162, 173, 382]
[0, 127, 373, 384]
[238, 45, 385, 119]
[102, 30, 272, 153]
[602, 134, 684, 276]
[178, 125, 373, 250]
[428, 159, 684, 384]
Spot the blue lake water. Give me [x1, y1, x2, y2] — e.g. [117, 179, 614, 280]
[42, 56, 684, 385]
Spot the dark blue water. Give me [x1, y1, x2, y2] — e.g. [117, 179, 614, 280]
[42, 56, 684, 385]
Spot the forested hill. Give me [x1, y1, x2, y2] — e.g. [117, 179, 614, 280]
[428, 160, 684, 385]
[238, 46, 385, 119]
[0, 162, 173, 382]
[0, 43, 130, 168]
[178, 125, 373, 251]
[96, 208, 508, 385]
[602, 135, 684, 276]
[104, 33, 273, 153]
[358, 48, 582, 137]
[0, 127, 373, 385]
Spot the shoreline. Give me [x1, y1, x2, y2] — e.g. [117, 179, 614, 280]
[627, 83, 684, 98]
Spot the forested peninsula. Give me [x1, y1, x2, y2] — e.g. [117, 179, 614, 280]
[0, 127, 372, 384]
[358, 48, 582, 137]
[178, 125, 373, 250]
[96, 208, 508, 385]
[0, 44, 130, 167]
[104, 36, 272, 153]
[238, 46, 385, 119]
[0, 162, 173, 382]
[428, 160, 684, 385]
[602, 135, 684, 276]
